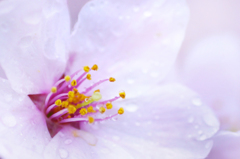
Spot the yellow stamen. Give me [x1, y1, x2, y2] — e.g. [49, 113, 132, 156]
[51, 87, 57, 93]
[86, 74, 91, 80]
[83, 66, 90, 72]
[68, 105, 76, 114]
[118, 107, 124, 115]
[71, 80, 77, 87]
[67, 115, 71, 118]
[62, 101, 69, 108]
[55, 99, 62, 106]
[87, 106, 95, 113]
[119, 91, 126, 99]
[88, 116, 94, 123]
[79, 108, 88, 116]
[109, 77, 116, 82]
[91, 64, 98, 71]
[106, 102, 113, 109]
[65, 75, 71, 82]
[99, 107, 106, 114]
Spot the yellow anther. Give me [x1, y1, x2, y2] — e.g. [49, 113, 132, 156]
[118, 107, 124, 115]
[91, 64, 98, 71]
[73, 88, 79, 94]
[87, 106, 95, 113]
[109, 77, 116, 82]
[67, 115, 71, 119]
[88, 116, 94, 123]
[68, 97, 73, 103]
[119, 91, 126, 99]
[51, 87, 57, 93]
[68, 105, 76, 114]
[71, 80, 77, 87]
[79, 108, 88, 116]
[55, 99, 62, 106]
[94, 89, 100, 93]
[106, 102, 113, 109]
[83, 66, 90, 72]
[65, 75, 71, 82]
[99, 107, 106, 114]
[62, 101, 69, 108]
[68, 91, 74, 98]
[86, 74, 91, 80]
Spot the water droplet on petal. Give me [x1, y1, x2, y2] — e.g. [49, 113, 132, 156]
[112, 136, 120, 141]
[143, 11, 152, 17]
[203, 113, 219, 127]
[1, 115, 16, 127]
[64, 139, 72, 145]
[59, 149, 68, 159]
[192, 98, 202, 106]
[188, 116, 194, 123]
[125, 104, 138, 112]
[111, 116, 118, 121]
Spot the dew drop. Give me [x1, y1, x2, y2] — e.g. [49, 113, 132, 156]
[127, 79, 134, 84]
[198, 134, 207, 141]
[205, 141, 213, 149]
[203, 113, 219, 127]
[59, 131, 65, 137]
[135, 122, 140, 126]
[125, 104, 138, 112]
[143, 11, 152, 17]
[111, 116, 118, 121]
[192, 98, 202, 106]
[64, 139, 72, 145]
[59, 149, 68, 159]
[133, 6, 140, 12]
[188, 116, 194, 123]
[112, 136, 120, 141]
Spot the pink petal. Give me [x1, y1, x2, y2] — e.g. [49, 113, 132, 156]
[180, 34, 240, 131]
[0, 78, 51, 157]
[206, 131, 240, 159]
[80, 84, 219, 158]
[68, 0, 189, 96]
[0, 0, 70, 94]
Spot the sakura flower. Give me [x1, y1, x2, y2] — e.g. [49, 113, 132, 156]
[0, 0, 219, 159]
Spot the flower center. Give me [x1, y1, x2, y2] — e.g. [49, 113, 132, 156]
[44, 64, 125, 127]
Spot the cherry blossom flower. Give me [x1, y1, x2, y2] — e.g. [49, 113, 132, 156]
[0, 0, 219, 158]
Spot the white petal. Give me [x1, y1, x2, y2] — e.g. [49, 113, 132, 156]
[206, 131, 240, 159]
[68, 0, 189, 96]
[0, 78, 51, 157]
[0, 0, 70, 94]
[44, 127, 134, 159]
[81, 83, 219, 158]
